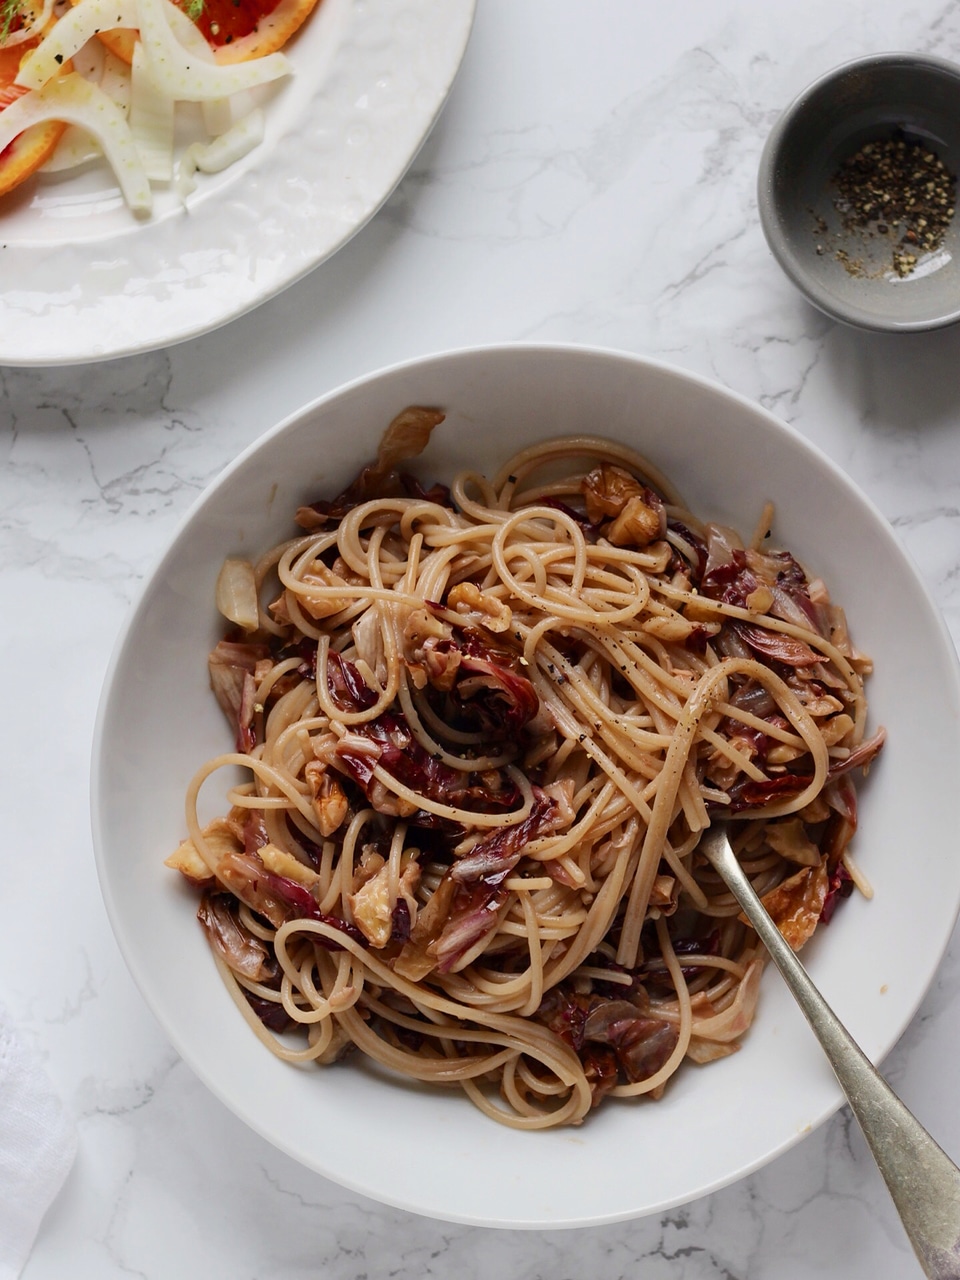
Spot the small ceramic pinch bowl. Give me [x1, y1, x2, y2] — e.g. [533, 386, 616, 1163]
[758, 53, 960, 331]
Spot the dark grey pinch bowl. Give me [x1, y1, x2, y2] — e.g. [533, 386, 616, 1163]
[758, 53, 960, 332]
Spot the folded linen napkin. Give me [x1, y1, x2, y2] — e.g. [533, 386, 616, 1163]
[0, 1005, 77, 1280]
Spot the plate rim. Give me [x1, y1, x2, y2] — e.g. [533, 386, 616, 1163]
[0, 0, 477, 366]
[90, 341, 960, 1227]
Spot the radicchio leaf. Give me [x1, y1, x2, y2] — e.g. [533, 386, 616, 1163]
[295, 406, 446, 526]
[215, 851, 365, 950]
[733, 622, 820, 668]
[197, 892, 274, 981]
[641, 928, 722, 986]
[539, 497, 601, 532]
[391, 898, 412, 943]
[667, 519, 708, 579]
[327, 652, 378, 712]
[244, 992, 296, 1034]
[720, 725, 884, 814]
[450, 790, 561, 883]
[399, 790, 567, 976]
[536, 984, 679, 1102]
[336, 708, 522, 818]
[208, 638, 270, 752]
[431, 882, 507, 973]
[580, 1044, 620, 1106]
[410, 622, 541, 739]
[820, 861, 855, 924]
[452, 649, 540, 736]
[399, 473, 453, 507]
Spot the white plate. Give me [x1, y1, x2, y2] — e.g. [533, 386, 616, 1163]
[92, 344, 960, 1228]
[0, 0, 475, 366]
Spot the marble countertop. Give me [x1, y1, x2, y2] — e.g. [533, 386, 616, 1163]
[5, 2, 960, 1276]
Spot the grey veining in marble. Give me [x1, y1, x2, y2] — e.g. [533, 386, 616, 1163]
[4, 2, 960, 1277]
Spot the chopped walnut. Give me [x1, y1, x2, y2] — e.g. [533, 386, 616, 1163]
[305, 761, 350, 836]
[164, 816, 243, 886]
[581, 463, 644, 521]
[745, 585, 775, 613]
[367, 778, 420, 818]
[648, 874, 676, 909]
[258, 841, 320, 889]
[165, 838, 214, 886]
[642, 614, 718, 645]
[446, 582, 512, 633]
[759, 863, 829, 950]
[580, 463, 666, 546]
[312, 1019, 355, 1065]
[295, 567, 351, 621]
[402, 607, 460, 691]
[799, 794, 831, 824]
[765, 819, 821, 868]
[351, 609, 387, 686]
[766, 742, 805, 766]
[403, 606, 450, 647]
[820, 713, 854, 747]
[799, 692, 845, 717]
[349, 858, 394, 947]
[270, 569, 350, 624]
[606, 494, 665, 548]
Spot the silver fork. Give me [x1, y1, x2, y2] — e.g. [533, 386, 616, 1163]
[698, 824, 960, 1278]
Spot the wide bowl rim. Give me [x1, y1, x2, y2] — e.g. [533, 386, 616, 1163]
[91, 340, 960, 1227]
[757, 50, 960, 332]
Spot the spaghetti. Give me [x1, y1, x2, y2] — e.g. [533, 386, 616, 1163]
[167, 411, 884, 1128]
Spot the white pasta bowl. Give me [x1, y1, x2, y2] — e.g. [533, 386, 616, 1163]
[92, 343, 960, 1228]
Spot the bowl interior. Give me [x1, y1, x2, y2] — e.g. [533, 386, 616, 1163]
[93, 344, 960, 1227]
[760, 56, 960, 330]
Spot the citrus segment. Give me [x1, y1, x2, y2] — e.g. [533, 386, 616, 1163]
[197, 0, 320, 64]
[0, 38, 64, 197]
[78, 0, 320, 65]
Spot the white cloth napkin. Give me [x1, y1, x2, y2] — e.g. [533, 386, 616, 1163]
[0, 1006, 77, 1280]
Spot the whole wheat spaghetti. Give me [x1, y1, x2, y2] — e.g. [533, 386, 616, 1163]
[167, 410, 884, 1129]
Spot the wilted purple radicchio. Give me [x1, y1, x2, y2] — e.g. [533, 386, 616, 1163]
[171, 430, 885, 1128]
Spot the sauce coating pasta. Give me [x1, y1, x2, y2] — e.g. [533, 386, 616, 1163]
[167, 412, 884, 1128]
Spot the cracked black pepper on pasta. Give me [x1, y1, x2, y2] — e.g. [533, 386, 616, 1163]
[166, 409, 885, 1129]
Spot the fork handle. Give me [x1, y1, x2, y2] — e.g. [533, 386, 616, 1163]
[699, 827, 960, 1278]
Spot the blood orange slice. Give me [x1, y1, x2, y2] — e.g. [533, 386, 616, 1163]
[0, 37, 65, 197]
[85, 0, 321, 66]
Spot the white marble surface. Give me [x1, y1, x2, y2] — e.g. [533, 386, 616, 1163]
[4, 1, 960, 1275]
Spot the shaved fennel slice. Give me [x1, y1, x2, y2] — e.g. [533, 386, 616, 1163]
[130, 42, 172, 180]
[15, 0, 138, 90]
[0, 73, 151, 211]
[100, 49, 133, 110]
[39, 124, 102, 171]
[202, 95, 233, 137]
[137, 0, 291, 101]
[165, 16, 240, 136]
[71, 31, 106, 83]
[162, 1, 215, 62]
[43, 45, 133, 169]
[215, 557, 259, 632]
[0, 0, 56, 47]
[177, 107, 263, 199]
